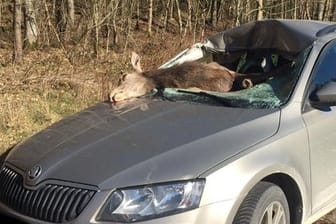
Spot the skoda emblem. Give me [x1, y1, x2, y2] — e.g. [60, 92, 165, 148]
[27, 165, 42, 180]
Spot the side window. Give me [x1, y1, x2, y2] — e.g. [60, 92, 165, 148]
[310, 40, 336, 91]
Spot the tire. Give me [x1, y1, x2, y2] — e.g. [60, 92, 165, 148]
[233, 181, 290, 224]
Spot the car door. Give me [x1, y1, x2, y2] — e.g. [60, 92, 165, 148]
[302, 39, 336, 213]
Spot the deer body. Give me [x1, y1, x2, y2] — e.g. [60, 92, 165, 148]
[110, 52, 238, 102]
[143, 61, 236, 91]
[110, 52, 290, 102]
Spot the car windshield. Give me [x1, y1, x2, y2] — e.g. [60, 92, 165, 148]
[150, 46, 311, 109]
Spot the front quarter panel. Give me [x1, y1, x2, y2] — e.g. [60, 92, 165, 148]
[199, 103, 311, 223]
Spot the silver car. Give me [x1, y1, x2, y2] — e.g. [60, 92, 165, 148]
[1, 19, 336, 224]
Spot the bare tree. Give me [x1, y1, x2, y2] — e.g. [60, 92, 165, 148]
[6, 0, 336, 64]
[281, 0, 285, 18]
[175, 0, 183, 33]
[136, 0, 140, 30]
[148, 0, 153, 35]
[234, 0, 242, 26]
[64, 0, 74, 42]
[217, 0, 225, 23]
[14, 0, 23, 63]
[326, 0, 335, 20]
[257, 0, 264, 20]
[93, 0, 99, 57]
[55, 0, 64, 38]
[210, 0, 218, 26]
[163, 0, 171, 32]
[67, 0, 74, 26]
[112, 0, 120, 45]
[184, 0, 192, 35]
[318, 0, 326, 20]
[24, 0, 38, 46]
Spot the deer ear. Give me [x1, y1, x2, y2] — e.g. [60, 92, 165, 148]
[131, 52, 143, 73]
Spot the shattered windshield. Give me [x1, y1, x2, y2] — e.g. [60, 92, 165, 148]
[152, 47, 311, 109]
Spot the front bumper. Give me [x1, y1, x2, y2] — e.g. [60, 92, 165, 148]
[0, 192, 235, 224]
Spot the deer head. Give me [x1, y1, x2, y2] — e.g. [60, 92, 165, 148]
[110, 52, 154, 103]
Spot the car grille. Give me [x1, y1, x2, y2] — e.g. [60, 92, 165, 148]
[0, 166, 96, 223]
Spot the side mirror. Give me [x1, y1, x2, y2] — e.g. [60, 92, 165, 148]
[310, 81, 336, 107]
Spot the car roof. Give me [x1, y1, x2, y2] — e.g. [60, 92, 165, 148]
[206, 19, 336, 57]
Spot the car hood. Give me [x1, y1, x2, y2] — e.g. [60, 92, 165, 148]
[5, 99, 280, 190]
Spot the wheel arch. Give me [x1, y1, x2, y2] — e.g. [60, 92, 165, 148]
[204, 164, 309, 224]
[201, 144, 310, 224]
[226, 172, 304, 224]
[262, 173, 303, 224]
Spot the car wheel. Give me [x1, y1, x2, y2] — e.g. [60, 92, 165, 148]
[233, 181, 290, 224]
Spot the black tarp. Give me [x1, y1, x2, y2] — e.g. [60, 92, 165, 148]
[206, 19, 335, 57]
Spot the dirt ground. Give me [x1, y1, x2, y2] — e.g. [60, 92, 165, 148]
[315, 209, 336, 223]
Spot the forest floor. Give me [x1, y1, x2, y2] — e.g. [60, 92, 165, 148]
[317, 211, 336, 224]
[0, 30, 336, 223]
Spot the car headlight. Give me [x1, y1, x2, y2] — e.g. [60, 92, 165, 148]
[97, 179, 205, 222]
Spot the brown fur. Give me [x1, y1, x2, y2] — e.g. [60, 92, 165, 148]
[143, 61, 235, 91]
[110, 52, 291, 102]
[110, 59, 236, 102]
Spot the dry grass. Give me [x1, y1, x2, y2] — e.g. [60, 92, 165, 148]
[0, 31, 197, 154]
[0, 48, 120, 153]
[315, 210, 336, 224]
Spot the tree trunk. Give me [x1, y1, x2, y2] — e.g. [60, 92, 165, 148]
[163, 0, 170, 32]
[24, 0, 38, 46]
[170, 0, 174, 19]
[201, 6, 206, 39]
[111, 0, 119, 45]
[300, 0, 310, 19]
[217, 0, 224, 22]
[211, 0, 218, 26]
[67, 0, 74, 26]
[175, 0, 183, 34]
[0, 2, 2, 25]
[318, 0, 326, 20]
[185, 0, 192, 34]
[326, 0, 334, 20]
[293, 0, 297, 19]
[329, 0, 335, 21]
[281, 0, 285, 19]
[93, 0, 99, 58]
[257, 0, 263, 20]
[148, 0, 153, 35]
[136, 0, 140, 30]
[64, 0, 74, 42]
[55, 0, 66, 40]
[14, 0, 23, 63]
[235, 0, 241, 26]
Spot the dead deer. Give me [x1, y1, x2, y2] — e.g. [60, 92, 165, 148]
[110, 52, 291, 103]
